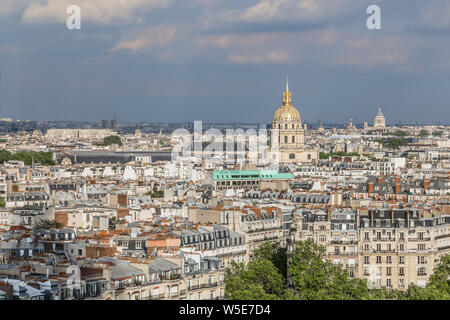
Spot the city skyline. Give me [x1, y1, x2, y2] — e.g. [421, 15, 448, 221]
[0, 0, 449, 123]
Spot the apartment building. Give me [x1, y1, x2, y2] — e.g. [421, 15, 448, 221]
[289, 208, 450, 290]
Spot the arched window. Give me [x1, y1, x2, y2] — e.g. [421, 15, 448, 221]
[292, 124, 295, 129]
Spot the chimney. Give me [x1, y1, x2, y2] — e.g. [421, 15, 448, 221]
[424, 179, 430, 190]
[368, 181, 374, 193]
[395, 183, 401, 194]
[377, 176, 383, 184]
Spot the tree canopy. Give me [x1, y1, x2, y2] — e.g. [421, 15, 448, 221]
[103, 135, 122, 146]
[0, 149, 54, 166]
[225, 240, 450, 300]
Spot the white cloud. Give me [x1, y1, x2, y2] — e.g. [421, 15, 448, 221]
[111, 24, 177, 53]
[197, 33, 272, 48]
[21, 0, 170, 25]
[203, 0, 361, 27]
[0, 0, 30, 16]
[228, 50, 293, 64]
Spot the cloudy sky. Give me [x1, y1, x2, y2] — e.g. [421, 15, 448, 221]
[0, 0, 449, 124]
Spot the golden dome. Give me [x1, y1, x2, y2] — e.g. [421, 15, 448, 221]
[273, 77, 302, 123]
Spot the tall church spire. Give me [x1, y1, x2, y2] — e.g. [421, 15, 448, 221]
[283, 76, 292, 105]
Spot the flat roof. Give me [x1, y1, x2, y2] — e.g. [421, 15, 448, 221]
[213, 170, 293, 181]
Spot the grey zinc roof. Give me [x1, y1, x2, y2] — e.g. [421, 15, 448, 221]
[149, 258, 180, 273]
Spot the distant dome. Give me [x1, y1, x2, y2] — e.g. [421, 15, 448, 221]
[374, 107, 386, 128]
[376, 107, 384, 117]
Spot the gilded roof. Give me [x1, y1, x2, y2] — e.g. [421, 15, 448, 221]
[273, 77, 301, 123]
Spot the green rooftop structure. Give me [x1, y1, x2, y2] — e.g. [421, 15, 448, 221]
[213, 170, 294, 181]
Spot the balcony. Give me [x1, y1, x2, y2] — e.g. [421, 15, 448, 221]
[374, 238, 396, 242]
[375, 249, 396, 254]
[329, 251, 356, 256]
[246, 227, 280, 234]
[206, 282, 218, 288]
[187, 281, 221, 291]
[409, 238, 431, 242]
[252, 236, 279, 242]
[142, 293, 165, 300]
[330, 240, 357, 244]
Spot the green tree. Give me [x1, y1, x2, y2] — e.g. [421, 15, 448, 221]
[391, 130, 407, 137]
[418, 129, 429, 137]
[378, 138, 408, 149]
[253, 242, 288, 279]
[101, 135, 122, 146]
[0, 149, 12, 163]
[289, 240, 370, 300]
[225, 259, 287, 300]
[0, 197, 5, 208]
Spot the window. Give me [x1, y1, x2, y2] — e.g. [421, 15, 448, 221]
[364, 232, 369, 240]
[292, 136, 295, 143]
[376, 256, 382, 264]
[386, 278, 391, 288]
[399, 256, 405, 264]
[386, 267, 391, 276]
[364, 256, 369, 264]
[284, 136, 288, 143]
[376, 244, 381, 252]
[399, 267, 404, 276]
[418, 267, 426, 276]
[387, 256, 392, 264]
[289, 153, 295, 159]
[400, 232, 404, 240]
